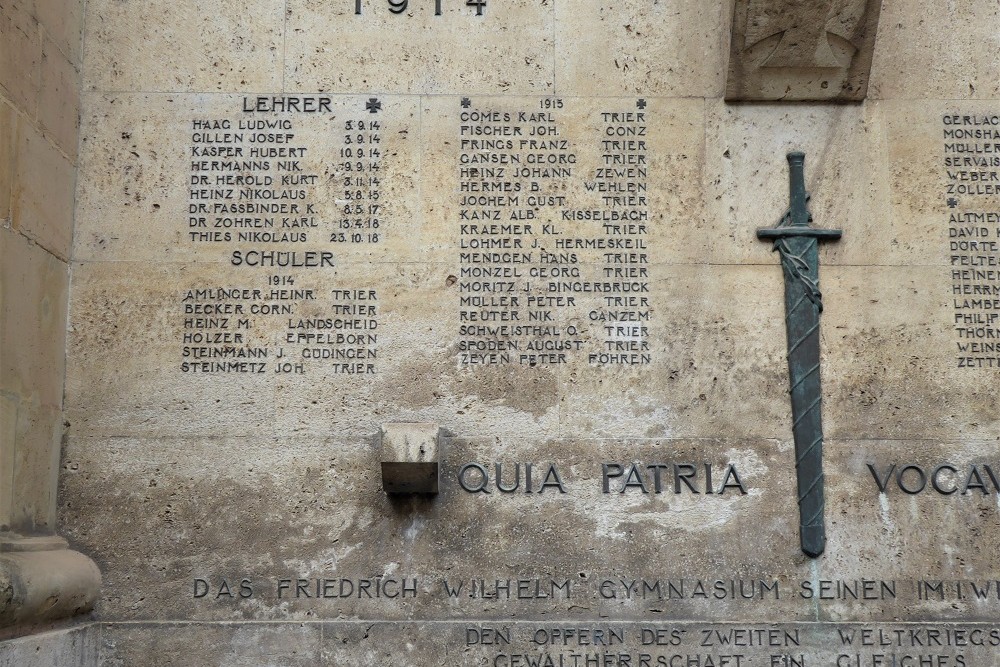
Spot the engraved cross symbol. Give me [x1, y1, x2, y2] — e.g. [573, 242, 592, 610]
[636, 99, 646, 110]
[745, 0, 863, 69]
[366, 97, 382, 113]
[461, 97, 472, 108]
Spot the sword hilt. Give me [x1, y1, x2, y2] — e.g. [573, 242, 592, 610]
[787, 151, 809, 228]
[757, 151, 842, 241]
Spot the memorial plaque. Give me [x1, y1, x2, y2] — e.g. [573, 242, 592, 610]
[7, 0, 997, 665]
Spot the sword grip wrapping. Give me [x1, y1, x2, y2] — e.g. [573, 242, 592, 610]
[786, 152, 808, 227]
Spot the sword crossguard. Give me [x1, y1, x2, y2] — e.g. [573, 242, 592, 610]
[758, 228, 842, 240]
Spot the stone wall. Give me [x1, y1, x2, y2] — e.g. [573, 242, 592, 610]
[14, 0, 1000, 664]
[0, 625, 97, 667]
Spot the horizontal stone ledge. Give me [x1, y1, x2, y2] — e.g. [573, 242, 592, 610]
[0, 543, 101, 629]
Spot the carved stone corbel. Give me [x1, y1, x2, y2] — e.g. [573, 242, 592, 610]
[725, 0, 882, 102]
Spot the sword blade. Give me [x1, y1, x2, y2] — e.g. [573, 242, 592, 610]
[778, 234, 826, 558]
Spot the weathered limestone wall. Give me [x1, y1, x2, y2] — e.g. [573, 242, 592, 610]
[49, 0, 1000, 664]
[0, 625, 97, 666]
[0, 0, 100, 644]
[1, 0, 81, 537]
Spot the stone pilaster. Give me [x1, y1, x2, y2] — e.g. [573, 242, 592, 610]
[0, 0, 100, 637]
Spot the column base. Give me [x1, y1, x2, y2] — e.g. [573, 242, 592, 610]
[0, 533, 101, 629]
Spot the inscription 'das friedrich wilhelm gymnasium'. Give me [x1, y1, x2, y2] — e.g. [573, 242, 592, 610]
[193, 576, 904, 602]
[191, 575, 1000, 605]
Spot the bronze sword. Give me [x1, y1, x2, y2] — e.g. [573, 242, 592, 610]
[757, 152, 842, 558]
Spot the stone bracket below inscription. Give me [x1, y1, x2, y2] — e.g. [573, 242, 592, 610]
[726, 0, 882, 102]
[0, 533, 102, 631]
[379, 423, 441, 495]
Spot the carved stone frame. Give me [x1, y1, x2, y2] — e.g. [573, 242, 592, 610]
[726, 0, 883, 102]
